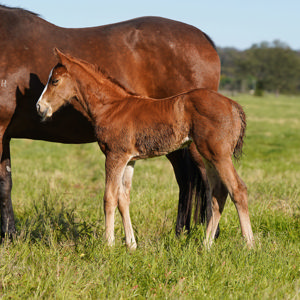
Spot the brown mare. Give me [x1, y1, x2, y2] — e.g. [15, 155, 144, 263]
[0, 5, 221, 238]
[36, 50, 254, 249]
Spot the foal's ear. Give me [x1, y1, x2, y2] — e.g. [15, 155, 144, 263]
[53, 47, 64, 61]
[53, 48, 72, 70]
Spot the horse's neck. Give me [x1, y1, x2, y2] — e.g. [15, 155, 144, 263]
[72, 65, 129, 118]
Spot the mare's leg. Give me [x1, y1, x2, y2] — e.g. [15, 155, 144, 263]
[206, 157, 254, 247]
[0, 137, 15, 238]
[167, 149, 191, 234]
[118, 161, 137, 249]
[103, 155, 136, 248]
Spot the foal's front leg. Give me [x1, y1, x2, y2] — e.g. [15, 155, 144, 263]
[119, 161, 137, 249]
[103, 155, 136, 249]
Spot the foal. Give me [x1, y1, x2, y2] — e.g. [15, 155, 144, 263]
[36, 49, 254, 249]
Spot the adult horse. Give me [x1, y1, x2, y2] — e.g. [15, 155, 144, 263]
[0, 5, 220, 237]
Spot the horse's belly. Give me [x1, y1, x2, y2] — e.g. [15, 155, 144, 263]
[132, 135, 192, 160]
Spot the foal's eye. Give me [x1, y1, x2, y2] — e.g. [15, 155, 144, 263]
[51, 79, 59, 85]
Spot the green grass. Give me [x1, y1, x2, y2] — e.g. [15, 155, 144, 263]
[1, 94, 299, 298]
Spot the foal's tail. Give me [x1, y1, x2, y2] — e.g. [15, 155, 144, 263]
[233, 102, 247, 160]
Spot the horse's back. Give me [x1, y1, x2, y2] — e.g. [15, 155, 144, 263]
[72, 16, 220, 96]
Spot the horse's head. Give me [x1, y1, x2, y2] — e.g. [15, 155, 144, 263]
[36, 49, 77, 120]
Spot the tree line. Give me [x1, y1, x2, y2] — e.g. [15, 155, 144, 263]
[218, 40, 300, 95]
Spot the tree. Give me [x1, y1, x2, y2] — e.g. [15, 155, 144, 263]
[237, 41, 300, 96]
[218, 47, 244, 92]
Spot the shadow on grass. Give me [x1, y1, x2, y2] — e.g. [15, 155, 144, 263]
[14, 195, 103, 249]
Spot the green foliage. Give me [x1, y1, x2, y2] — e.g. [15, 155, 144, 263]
[0, 94, 299, 298]
[218, 41, 300, 95]
[218, 47, 244, 92]
[254, 80, 264, 96]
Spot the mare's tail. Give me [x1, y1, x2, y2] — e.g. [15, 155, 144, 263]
[175, 147, 220, 238]
[175, 148, 212, 234]
[233, 102, 247, 160]
[175, 148, 204, 233]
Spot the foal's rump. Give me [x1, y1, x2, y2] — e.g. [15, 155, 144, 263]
[121, 89, 246, 162]
[186, 89, 246, 161]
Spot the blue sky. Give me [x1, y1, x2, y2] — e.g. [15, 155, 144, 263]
[3, 0, 299, 50]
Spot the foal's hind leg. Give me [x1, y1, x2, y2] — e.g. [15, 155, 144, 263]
[189, 143, 221, 238]
[204, 162, 228, 248]
[208, 158, 254, 247]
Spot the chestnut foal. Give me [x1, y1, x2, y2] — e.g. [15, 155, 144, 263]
[37, 49, 254, 249]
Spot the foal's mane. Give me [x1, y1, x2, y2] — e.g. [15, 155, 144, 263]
[94, 65, 138, 96]
[63, 54, 138, 96]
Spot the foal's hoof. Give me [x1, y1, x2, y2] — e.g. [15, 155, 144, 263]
[246, 238, 255, 249]
[203, 238, 213, 250]
[127, 241, 137, 251]
[106, 237, 115, 248]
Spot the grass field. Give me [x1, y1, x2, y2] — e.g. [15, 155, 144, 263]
[0, 94, 299, 298]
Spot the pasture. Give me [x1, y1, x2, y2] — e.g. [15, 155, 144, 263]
[0, 94, 299, 298]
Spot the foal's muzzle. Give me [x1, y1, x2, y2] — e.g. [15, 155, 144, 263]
[36, 102, 42, 115]
[36, 101, 52, 121]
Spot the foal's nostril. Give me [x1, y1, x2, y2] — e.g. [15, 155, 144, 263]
[36, 102, 46, 118]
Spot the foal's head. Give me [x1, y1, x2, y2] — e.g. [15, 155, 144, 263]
[36, 50, 77, 120]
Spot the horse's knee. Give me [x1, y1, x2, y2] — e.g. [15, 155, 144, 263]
[103, 191, 118, 213]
